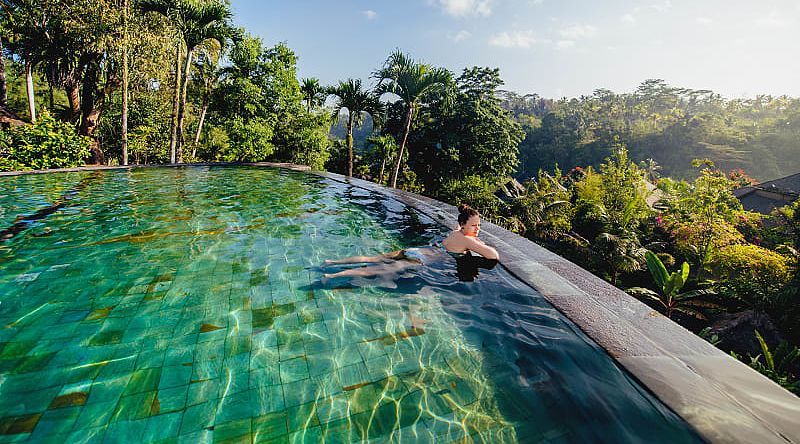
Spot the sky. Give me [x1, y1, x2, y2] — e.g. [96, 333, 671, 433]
[230, 0, 800, 99]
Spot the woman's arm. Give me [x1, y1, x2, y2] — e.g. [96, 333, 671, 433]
[466, 237, 499, 260]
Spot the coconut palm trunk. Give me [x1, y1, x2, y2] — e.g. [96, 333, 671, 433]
[25, 60, 36, 122]
[169, 43, 182, 163]
[121, 0, 129, 165]
[390, 104, 414, 188]
[193, 102, 208, 147]
[0, 36, 6, 106]
[346, 115, 354, 177]
[176, 49, 193, 163]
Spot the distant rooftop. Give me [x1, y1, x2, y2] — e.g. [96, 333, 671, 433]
[734, 172, 800, 214]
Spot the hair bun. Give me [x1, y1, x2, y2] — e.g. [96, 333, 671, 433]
[458, 203, 472, 214]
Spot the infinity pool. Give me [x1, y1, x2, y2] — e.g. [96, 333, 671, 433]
[0, 166, 700, 443]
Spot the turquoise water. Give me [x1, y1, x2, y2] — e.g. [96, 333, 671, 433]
[0, 167, 700, 443]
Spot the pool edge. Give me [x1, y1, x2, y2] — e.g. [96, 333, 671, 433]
[312, 170, 800, 444]
[3, 162, 799, 443]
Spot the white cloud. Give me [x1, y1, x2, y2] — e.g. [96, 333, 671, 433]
[695, 17, 712, 26]
[650, 1, 672, 13]
[488, 30, 538, 48]
[531, 0, 544, 5]
[559, 24, 597, 39]
[621, 13, 636, 24]
[448, 30, 472, 42]
[431, 0, 493, 17]
[556, 40, 575, 49]
[756, 10, 791, 28]
[362, 10, 377, 20]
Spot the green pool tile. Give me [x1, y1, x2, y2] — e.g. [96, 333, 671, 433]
[273, 314, 300, 330]
[223, 337, 252, 358]
[285, 402, 319, 432]
[123, 368, 161, 395]
[251, 412, 287, 442]
[365, 355, 393, 381]
[155, 385, 188, 414]
[111, 391, 157, 422]
[306, 354, 335, 378]
[337, 362, 369, 388]
[277, 340, 304, 362]
[216, 371, 249, 398]
[281, 379, 319, 409]
[0, 413, 42, 435]
[347, 383, 384, 415]
[135, 349, 166, 370]
[164, 346, 194, 367]
[214, 390, 252, 423]
[279, 357, 309, 384]
[102, 418, 148, 443]
[177, 428, 213, 444]
[11, 351, 57, 374]
[88, 330, 124, 347]
[211, 418, 251, 444]
[221, 353, 250, 375]
[65, 426, 106, 444]
[251, 385, 285, 415]
[302, 339, 333, 356]
[159, 365, 193, 390]
[187, 379, 218, 407]
[75, 400, 117, 429]
[0, 385, 61, 416]
[178, 400, 216, 436]
[141, 411, 183, 442]
[29, 407, 82, 441]
[287, 425, 322, 444]
[319, 417, 356, 444]
[88, 376, 131, 404]
[315, 394, 350, 424]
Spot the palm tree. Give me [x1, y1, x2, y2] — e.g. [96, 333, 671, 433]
[365, 135, 398, 184]
[327, 79, 383, 177]
[300, 77, 325, 111]
[374, 50, 452, 188]
[190, 42, 224, 156]
[138, 0, 231, 163]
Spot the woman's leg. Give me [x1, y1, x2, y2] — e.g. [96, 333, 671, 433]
[323, 260, 413, 278]
[324, 250, 403, 265]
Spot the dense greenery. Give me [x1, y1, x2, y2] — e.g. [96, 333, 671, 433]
[0, 0, 798, 394]
[506, 81, 800, 182]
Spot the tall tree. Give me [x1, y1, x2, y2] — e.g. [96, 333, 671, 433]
[374, 50, 451, 188]
[0, 31, 7, 107]
[300, 77, 325, 111]
[327, 78, 383, 177]
[139, 0, 231, 163]
[190, 43, 224, 154]
[121, 0, 129, 165]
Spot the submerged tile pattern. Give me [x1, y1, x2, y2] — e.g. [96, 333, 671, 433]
[0, 167, 700, 443]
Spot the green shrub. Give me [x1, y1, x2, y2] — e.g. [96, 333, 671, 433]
[438, 175, 501, 217]
[713, 243, 792, 310]
[0, 112, 91, 171]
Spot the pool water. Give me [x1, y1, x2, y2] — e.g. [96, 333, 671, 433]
[0, 167, 700, 443]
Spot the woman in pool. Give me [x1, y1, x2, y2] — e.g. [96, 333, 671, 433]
[323, 204, 499, 279]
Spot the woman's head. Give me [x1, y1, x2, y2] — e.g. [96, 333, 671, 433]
[457, 204, 481, 236]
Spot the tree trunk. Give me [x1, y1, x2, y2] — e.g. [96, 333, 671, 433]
[193, 102, 208, 153]
[65, 81, 81, 124]
[379, 158, 385, 184]
[121, 0, 129, 165]
[389, 104, 414, 188]
[79, 56, 106, 165]
[346, 115, 354, 177]
[25, 61, 36, 123]
[176, 48, 193, 163]
[0, 36, 6, 106]
[169, 43, 182, 164]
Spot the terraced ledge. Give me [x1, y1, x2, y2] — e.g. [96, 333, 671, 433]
[2, 162, 798, 443]
[317, 172, 800, 444]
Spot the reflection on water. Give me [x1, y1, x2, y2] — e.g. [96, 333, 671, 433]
[0, 166, 700, 443]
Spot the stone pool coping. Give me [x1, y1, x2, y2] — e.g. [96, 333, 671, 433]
[2, 162, 799, 443]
